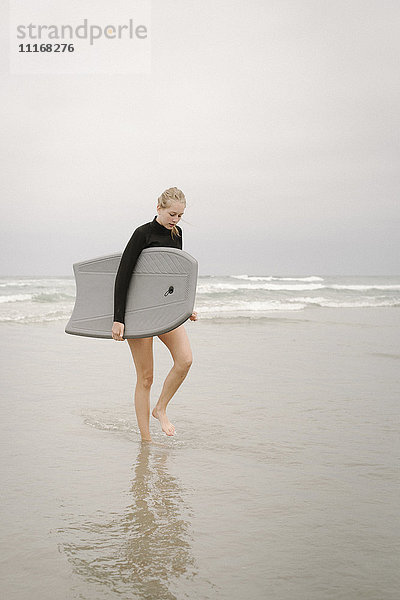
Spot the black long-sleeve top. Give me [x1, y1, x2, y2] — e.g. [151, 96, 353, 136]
[113, 216, 183, 325]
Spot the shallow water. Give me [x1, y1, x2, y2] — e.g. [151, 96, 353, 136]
[1, 308, 399, 599]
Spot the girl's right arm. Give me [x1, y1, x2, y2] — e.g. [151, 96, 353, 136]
[113, 226, 147, 337]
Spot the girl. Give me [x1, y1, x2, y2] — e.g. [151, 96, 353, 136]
[112, 187, 197, 442]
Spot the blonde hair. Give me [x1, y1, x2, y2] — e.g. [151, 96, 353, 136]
[157, 187, 186, 239]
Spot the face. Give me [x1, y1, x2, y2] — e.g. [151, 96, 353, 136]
[157, 201, 185, 229]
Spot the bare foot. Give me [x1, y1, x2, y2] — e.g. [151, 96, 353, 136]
[141, 437, 152, 443]
[152, 407, 175, 436]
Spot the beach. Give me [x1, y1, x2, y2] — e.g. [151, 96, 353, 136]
[1, 306, 399, 599]
[3, 0, 400, 595]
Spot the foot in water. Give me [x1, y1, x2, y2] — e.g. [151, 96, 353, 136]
[152, 407, 175, 436]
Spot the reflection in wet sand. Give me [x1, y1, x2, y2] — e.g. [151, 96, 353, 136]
[57, 443, 203, 599]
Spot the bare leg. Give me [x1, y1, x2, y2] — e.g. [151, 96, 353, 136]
[152, 324, 193, 436]
[127, 336, 154, 442]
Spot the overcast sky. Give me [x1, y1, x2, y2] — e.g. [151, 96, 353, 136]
[1, 0, 399, 276]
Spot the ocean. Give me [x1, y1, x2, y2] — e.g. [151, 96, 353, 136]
[1, 274, 400, 324]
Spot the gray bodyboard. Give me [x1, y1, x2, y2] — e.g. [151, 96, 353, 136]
[65, 247, 198, 339]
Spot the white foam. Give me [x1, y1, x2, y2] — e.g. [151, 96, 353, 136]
[0, 293, 33, 303]
[329, 284, 400, 291]
[197, 282, 325, 292]
[198, 301, 306, 312]
[231, 274, 324, 282]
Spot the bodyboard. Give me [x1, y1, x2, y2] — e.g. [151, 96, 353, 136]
[65, 247, 198, 339]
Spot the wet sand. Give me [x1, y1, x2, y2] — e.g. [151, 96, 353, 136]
[1, 307, 399, 599]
